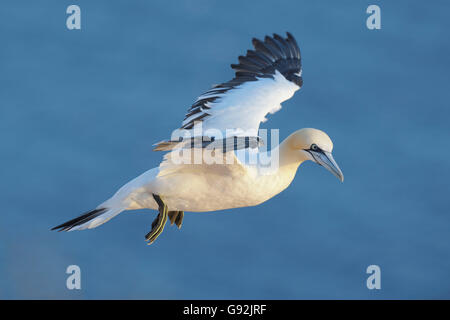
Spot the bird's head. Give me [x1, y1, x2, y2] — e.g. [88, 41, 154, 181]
[285, 128, 344, 182]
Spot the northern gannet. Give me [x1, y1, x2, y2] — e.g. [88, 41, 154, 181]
[52, 32, 344, 244]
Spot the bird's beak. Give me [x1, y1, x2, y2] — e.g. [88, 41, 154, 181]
[309, 151, 344, 182]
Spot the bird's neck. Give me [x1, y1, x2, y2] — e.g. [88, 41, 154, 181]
[278, 137, 306, 169]
[254, 135, 308, 177]
[251, 140, 305, 199]
[257, 138, 305, 181]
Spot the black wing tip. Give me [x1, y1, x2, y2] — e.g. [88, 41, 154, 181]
[51, 208, 107, 232]
[253, 32, 299, 49]
[179, 32, 302, 130]
[286, 31, 294, 39]
[251, 37, 260, 45]
[272, 33, 284, 42]
[229, 32, 302, 86]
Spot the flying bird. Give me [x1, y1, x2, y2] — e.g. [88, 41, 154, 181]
[52, 32, 344, 244]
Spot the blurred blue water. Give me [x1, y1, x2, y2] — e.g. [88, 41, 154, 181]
[1, 0, 449, 299]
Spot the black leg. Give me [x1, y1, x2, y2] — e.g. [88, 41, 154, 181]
[145, 194, 168, 245]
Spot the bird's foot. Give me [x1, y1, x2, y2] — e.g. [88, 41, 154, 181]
[145, 194, 168, 245]
[168, 211, 184, 229]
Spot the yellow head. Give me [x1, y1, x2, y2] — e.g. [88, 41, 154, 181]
[284, 128, 344, 182]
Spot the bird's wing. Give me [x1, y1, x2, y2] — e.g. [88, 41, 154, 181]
[154, 32, 303, 152]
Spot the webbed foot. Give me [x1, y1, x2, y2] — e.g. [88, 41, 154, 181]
[168, 211, 184, 229]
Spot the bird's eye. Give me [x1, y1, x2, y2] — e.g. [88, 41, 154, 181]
[311, 144, 318, 151]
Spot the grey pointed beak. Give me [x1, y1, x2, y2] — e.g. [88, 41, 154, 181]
[310, 151, 344, 182]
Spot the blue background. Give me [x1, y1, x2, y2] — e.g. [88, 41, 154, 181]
[1, 0, 449, 299]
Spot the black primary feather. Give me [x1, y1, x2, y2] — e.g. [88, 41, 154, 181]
[178, 32, 303, 130]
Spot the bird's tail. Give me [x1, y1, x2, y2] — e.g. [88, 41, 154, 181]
[51, 206, 125, 232]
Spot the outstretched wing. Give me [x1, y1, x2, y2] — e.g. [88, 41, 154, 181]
[155, 32, 302, 152]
